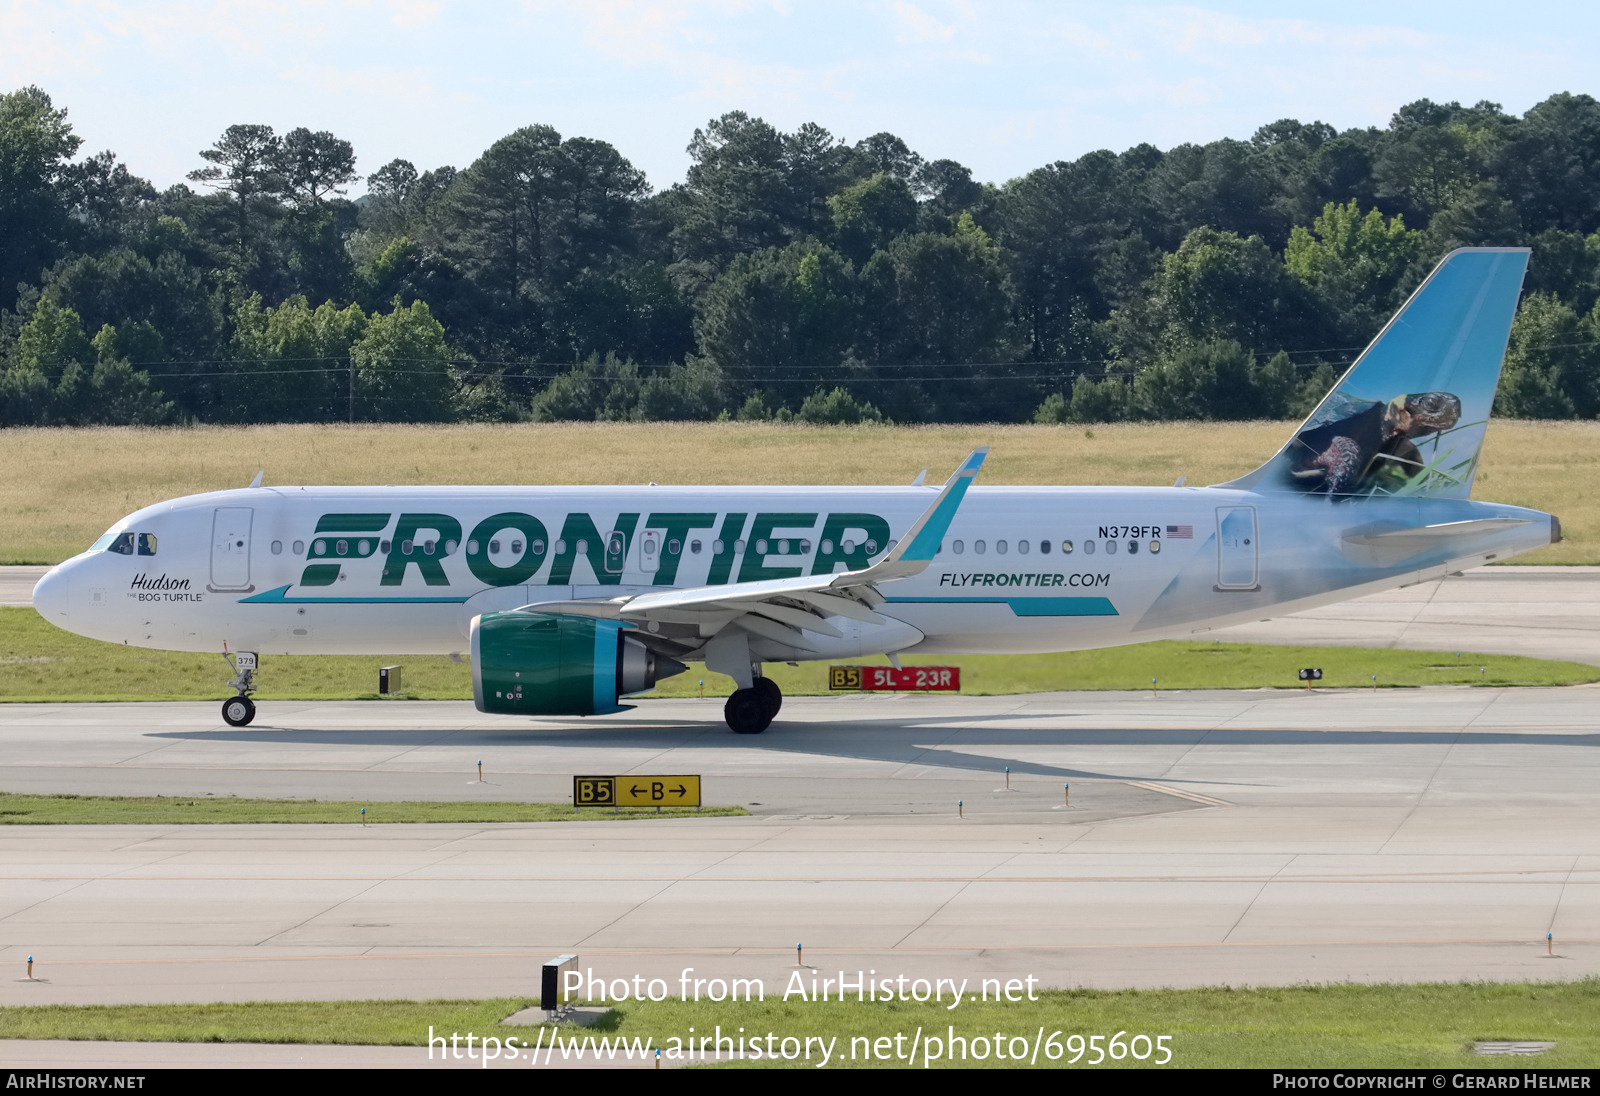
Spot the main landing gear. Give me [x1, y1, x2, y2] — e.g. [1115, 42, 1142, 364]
[725, 675, 782, 734]
[221, 651, 258, 727]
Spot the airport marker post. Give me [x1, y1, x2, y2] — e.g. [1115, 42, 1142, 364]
[541, 954, 579, 1016]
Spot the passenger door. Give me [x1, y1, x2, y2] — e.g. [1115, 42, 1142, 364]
[210, 507, 254, 591]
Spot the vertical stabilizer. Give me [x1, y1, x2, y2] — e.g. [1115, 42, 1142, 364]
[1225, 247, 1529, 500]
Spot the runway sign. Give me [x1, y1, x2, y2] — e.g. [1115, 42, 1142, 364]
[829, 665, 961, 691]
[574, 775, 701, 808]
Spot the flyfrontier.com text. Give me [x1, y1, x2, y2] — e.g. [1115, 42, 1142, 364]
[427, 1026, 1176, 1067]
[564, 967, 1042, 1009]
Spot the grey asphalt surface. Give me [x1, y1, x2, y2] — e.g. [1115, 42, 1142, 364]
[2, 689, 1596, 1009]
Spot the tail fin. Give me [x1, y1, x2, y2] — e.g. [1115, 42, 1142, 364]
[1225, 247, 1529, 500]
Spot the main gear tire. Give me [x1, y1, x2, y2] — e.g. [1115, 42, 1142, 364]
[753, 676, 782, 720]
[724, 688, 773, 734]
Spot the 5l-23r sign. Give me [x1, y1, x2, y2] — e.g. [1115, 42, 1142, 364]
[829, 665, 961, 691]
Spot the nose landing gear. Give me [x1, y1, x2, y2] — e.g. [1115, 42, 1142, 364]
[221, 650, 258, 727]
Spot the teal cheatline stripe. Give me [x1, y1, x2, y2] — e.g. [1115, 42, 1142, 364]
[239, 584, 469, 605]
[883, 596, 1117, 617]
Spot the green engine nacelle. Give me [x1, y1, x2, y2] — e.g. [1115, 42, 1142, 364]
[470, 611, 686, 716]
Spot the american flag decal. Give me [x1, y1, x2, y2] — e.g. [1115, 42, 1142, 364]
[1166, 525, 1193, 539]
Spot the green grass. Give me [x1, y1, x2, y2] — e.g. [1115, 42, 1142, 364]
[5, 608, 1596, 702]
[0, 419, 1594, 564]
[2, 981, 1597, 1067]
[0, 792, 745, 824]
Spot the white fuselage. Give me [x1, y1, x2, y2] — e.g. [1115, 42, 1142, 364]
[33, 483, 1557, 662]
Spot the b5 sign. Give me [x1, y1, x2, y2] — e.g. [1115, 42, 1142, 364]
[829, 665, 960, 691]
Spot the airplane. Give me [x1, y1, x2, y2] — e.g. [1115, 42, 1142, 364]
[32, 247, 1558, 734]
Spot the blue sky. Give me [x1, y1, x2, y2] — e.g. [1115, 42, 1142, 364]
[4, 1, 1596, 196]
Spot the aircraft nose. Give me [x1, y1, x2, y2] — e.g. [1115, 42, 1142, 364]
[32, 566, 70, 623]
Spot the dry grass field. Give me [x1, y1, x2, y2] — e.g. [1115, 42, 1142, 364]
[1, 419, 1593, 563]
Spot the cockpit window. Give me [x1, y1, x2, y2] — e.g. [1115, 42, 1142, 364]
[95, 531, 155, 556]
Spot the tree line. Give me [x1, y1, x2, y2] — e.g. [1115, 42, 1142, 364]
[4, 87, 1600, 427]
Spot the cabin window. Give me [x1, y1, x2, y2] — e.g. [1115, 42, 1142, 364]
[1083, 540, 1095, 555]
[271, 540, 283, 555]
[735, 539, 746, 553]
[294, 540, 306, 555]
[801, 539, 812, 554]
[842, 539, 855, 553]
[644, 538, 657, 556]
[402, 540, 414, 555]
[555, 539, 568, 554]
[1017, 539, 1029, 555]
[1105, 539, 1117, 554]
[531, 539, 545, 555]
[974, 540, 986, 555]
[1149, 540, 1161, 554]
[756, 539, 768, 554]
[358, 539, 371, 555]
[865, 539, 879, 555]
[575, 539, 588, 555]
[445, 539, 458, 556]
[377, 540, 388, 554]
[490, 539, 501, 554]
[467, 539, 480, 555]
[996, 539, 1008, 555]
[1041, 540, 1052, 554]
[821, 539, 834, 554]
[1127, 540, 1139, 555]
[952, 540, 964, 554]
[336, 539, 348, 555]
[690, 539, 702, 554]
[509, 539, 522, 555]
[667, 538, 681, 555]
[712, 540, 724, 555]
[424, 539, 436, 555]
[312, 539, 327, 556]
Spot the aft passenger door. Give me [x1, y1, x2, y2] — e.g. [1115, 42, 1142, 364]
[210, 507, 254, 591]
[1215, 506, 1258, 591]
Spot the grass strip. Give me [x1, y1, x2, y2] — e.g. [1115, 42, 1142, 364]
[0, 792, 745, 825]
[5, 609, 1596, 701]
[1, 419, 1593, 564]
[1, 981, 1597, 1068]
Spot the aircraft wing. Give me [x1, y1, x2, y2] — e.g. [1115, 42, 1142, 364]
[514, 448, 987, 647]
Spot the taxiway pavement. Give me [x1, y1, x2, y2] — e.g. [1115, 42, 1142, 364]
[2, 689, 1596, 1010]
